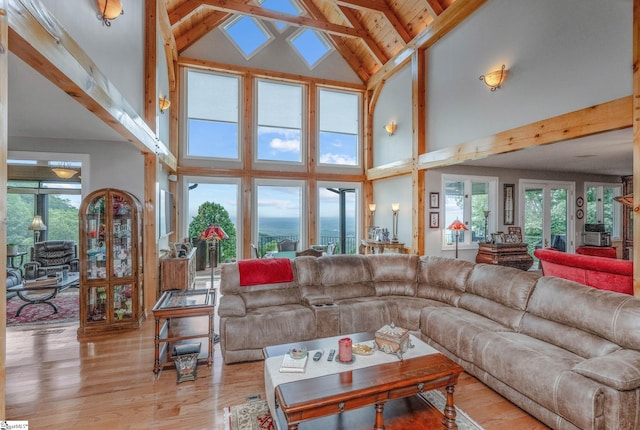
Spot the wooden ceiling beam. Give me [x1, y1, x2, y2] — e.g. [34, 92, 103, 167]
[158, 0, 178, 91]
[334, 0, 389, 13]
[338, 5, 387, 65]
[167, 0, 201, 26]
[424, 0, 444, 17]
[368, 0, 488, 89]
[381, 0, 413, 44]
[297, 0, 370, 82]
[7, 0, 176, 171]
[199, 0, 368, 39]
[175, 10, 230, 53]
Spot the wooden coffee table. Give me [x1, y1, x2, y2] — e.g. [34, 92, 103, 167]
[264, 333, 463, 430]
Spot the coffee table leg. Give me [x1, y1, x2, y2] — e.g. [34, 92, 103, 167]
[442, 385, 458, 430]
[374, 402, 385, 430]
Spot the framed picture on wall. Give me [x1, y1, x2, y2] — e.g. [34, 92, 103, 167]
[504, 184, 515, 225]
[429, 212, 440, 228]
[429, 192, 440, 209]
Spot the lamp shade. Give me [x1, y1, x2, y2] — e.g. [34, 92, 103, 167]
[391, 203, 400, 212]
[28, 215, 47, 231]
[97, 0, 123, 20]
[200, 224, 228, 241]
[369, 203, 376, 212]
[447, 219, 467, 231]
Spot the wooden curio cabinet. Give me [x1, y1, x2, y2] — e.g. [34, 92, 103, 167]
[78, 188, 145, 337]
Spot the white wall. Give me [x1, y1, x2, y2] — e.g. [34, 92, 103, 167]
[426, 0, 632, 150]
[372, 175, 413, 246]
[182, 23, 362, 84]
[9, 137, 144, 202]
[373, 65, 413, 167]
[424, 165, 621, 261]
[40, 0, 145, 116]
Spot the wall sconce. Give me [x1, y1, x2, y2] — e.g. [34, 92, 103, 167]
[383, 121, 397, 136]
[479, 64, 508, 91]
[97, 0, 123, 26]
[159, 96, 171, 114]
[368, 203, 376, 226]
[391, 203, 400, 243]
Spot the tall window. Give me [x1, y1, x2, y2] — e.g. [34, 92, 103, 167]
[185, 179, 240, 264]
[318, 89, 359, 166]
[255, 180, 304, 256]
[186, 70, 240, 159]
[586, 183, 622, 239]
[317, 182, 360, 254]
[256, 80, 303, 163]
[442, 175, 497, 247]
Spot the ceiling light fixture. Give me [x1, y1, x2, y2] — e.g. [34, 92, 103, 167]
[159, 96, 171, 114]
[97, 0, 123, 27]
[52, 163, 78, 179]
[384, 121, 397, 136]
[480, 64, 508, 91]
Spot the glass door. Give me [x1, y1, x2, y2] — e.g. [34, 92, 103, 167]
[521, 181, 574, 260]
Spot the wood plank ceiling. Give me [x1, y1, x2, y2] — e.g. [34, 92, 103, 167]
[164, 0, 456, 83]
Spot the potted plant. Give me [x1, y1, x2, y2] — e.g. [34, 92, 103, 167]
[7, 244, 19, 255]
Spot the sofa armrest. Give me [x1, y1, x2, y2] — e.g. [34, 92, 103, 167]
[302, 294, 334, 306]
[218, 295, 246, 317]
[572, 349, 640, 391]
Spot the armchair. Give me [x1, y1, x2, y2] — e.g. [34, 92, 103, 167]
[24, 240, 79, 280]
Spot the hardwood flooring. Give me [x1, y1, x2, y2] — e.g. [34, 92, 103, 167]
[5, 273, 549, 429]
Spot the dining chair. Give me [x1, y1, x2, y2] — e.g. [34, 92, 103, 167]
[250, 243, 260, 258]
[277, 239, 298, 252]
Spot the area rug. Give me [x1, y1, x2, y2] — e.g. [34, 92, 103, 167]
[6, 291, 79, 326]
[223, 390, 483, 430]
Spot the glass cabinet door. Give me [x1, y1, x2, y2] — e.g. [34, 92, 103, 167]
[112, 194, 133, 278]
[86, 285, 107, 322]
[85, 195, 107, 280]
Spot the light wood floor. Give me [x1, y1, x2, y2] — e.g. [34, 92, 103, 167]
[5, 273, 550, 429]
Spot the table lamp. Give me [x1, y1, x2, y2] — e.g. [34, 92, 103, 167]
[28, 215, 47, 243]
[447, 219, 468, 258]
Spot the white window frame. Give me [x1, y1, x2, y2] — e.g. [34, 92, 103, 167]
[253, 78, 306, 171]
[182, 68, 243, 169]
[253, 178, 307, 250]
[585, 182, 622, 240]
[441, 174, 498, 250]
[316, 86, 362, 173]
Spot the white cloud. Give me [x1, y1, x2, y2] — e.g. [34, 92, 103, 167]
[270, 138, 300, 152]
[319, 152, 357, 165]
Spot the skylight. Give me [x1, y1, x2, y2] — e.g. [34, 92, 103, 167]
[289, 28, 332, 69]
[258, 0, 302, 31]
[222, 16, 273, 59]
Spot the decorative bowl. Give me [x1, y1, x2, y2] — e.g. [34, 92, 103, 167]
[288, 346, 307, 359]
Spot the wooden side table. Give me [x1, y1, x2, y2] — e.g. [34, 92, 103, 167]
[476, 242, 534, 271]
[152, 289, 216, 375]
[360, 240, 405, 255]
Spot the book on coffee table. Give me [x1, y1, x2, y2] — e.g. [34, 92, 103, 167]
[279, 354, 308, 373]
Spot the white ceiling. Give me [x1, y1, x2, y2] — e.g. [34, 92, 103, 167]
[6, 53, 633, 177]
[463, 128, 633, 177]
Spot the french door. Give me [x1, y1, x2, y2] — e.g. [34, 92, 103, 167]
[520, 181, 574, 258]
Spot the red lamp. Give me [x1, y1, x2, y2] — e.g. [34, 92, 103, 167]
[447, 219, 468, 259]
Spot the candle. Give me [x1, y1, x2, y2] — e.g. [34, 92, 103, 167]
[338, 337, 352, 363]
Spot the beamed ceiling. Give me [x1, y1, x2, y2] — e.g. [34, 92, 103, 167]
[165, 0, 457, 82]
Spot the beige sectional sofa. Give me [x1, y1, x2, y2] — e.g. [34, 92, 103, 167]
[218, 253, 640, 430]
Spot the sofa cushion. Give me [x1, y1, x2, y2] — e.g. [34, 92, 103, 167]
[317, 255, 375, 300]
[218, 295, 246, 317]
[417, 256, 474, 306]
[222, 304, 316, 351]
[334, 297, 393, 334]
[459, 264, 539, 330]
[421, 306, 512, 363]
[572, 349, 640, 391]
[220, 263, 300, 310]
[473, 331, 604, 430]
[369, 254, 419, 296]
[527, 277, 640, 351]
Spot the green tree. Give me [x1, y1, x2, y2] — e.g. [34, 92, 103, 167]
[188, 202, 237, 262]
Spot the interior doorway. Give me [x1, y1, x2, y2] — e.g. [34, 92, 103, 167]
[520, 180, 575, 260]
